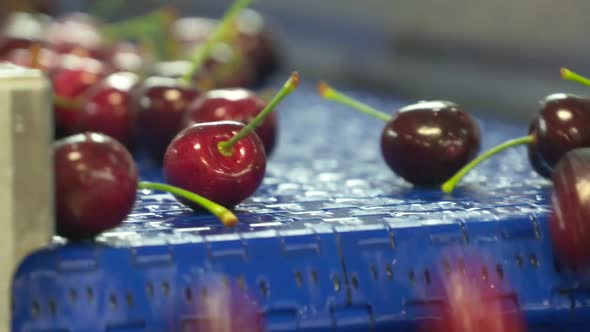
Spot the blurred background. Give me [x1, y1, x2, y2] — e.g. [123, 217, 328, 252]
[4, 0, 590, 122]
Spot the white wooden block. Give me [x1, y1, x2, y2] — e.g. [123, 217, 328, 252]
[0, 63, 54, 332]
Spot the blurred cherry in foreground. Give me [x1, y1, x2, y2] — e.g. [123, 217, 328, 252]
[182, 275, 264, 332]
[549, 147, 590, 268]
[422, 256, 525, 332]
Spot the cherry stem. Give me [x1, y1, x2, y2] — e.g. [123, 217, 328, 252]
[317, 81, 391, 122]
[441, 135, 535, 193]
[560, 67, 590, 87]
[181, 0, 255, 84]
[29, 43, 41, 69]
[218, 71, 300, 156]
[138, 181, 238, 227]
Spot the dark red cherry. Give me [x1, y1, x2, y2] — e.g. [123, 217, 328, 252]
[51, 58, 111, 136]
[381, 101, 480, 186]
[181, 88, 277, 155]
[54, 132, 138, 239]
[136, 77, 201, 162]
[318, 82, 480, 187]
[549, 148, 590, 268]
[73, 84, 135, 147]
[533, 93, 590, 170]
[164, 121, 265, 209]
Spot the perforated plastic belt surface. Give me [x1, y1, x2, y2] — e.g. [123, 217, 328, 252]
[12, 75, 590, 331]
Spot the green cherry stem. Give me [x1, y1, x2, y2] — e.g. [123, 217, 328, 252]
[317, 81, 391, 122]
[181, 0, 255, 84]
[441, 135, 535, 193]
[561, 67, 590, 87]
[218, 71, 300, 156]
[138, 181, 238, 227]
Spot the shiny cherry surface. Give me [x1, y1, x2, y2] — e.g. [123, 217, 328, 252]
[163, 121, 266, 209]
[136, 77, 201, 162]
[54, 132, 138, 239]
[74, 85, 135, 147]
[549, 148, 590, 268]
[532, 93, 590, 172]
[380, 101, 480, 186]
[181, 88, 277, 155]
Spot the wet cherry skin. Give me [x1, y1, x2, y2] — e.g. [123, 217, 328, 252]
[163, 121, 266, 209]
[549, 148, 590, 268]
[181, 88, 277, 156]
[54, 132, 138, 239]
[380, 101, 481, 186]
[529, 93, 590, 175]
[136, 77, 201, 162]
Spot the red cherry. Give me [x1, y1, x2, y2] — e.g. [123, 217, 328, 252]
[181, 88, 277, 156]
[164, 121, 266, 209]
[549, 148, 590, 268]
[54, 132, 138, 239]
[425, 264, 525, 332]
[136, 77, 201, 162]
[318, 82, 481, 186]
[51, 57, 111, 136]
[163, 72, 298, 209]
[74, 82, 136, 147]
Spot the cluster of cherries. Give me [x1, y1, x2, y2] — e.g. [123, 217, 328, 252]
[5, 2, 590, 329]
[319, 69, 590, 332]
[0, 0, 297, 240]
[318, 69, 590, 270]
